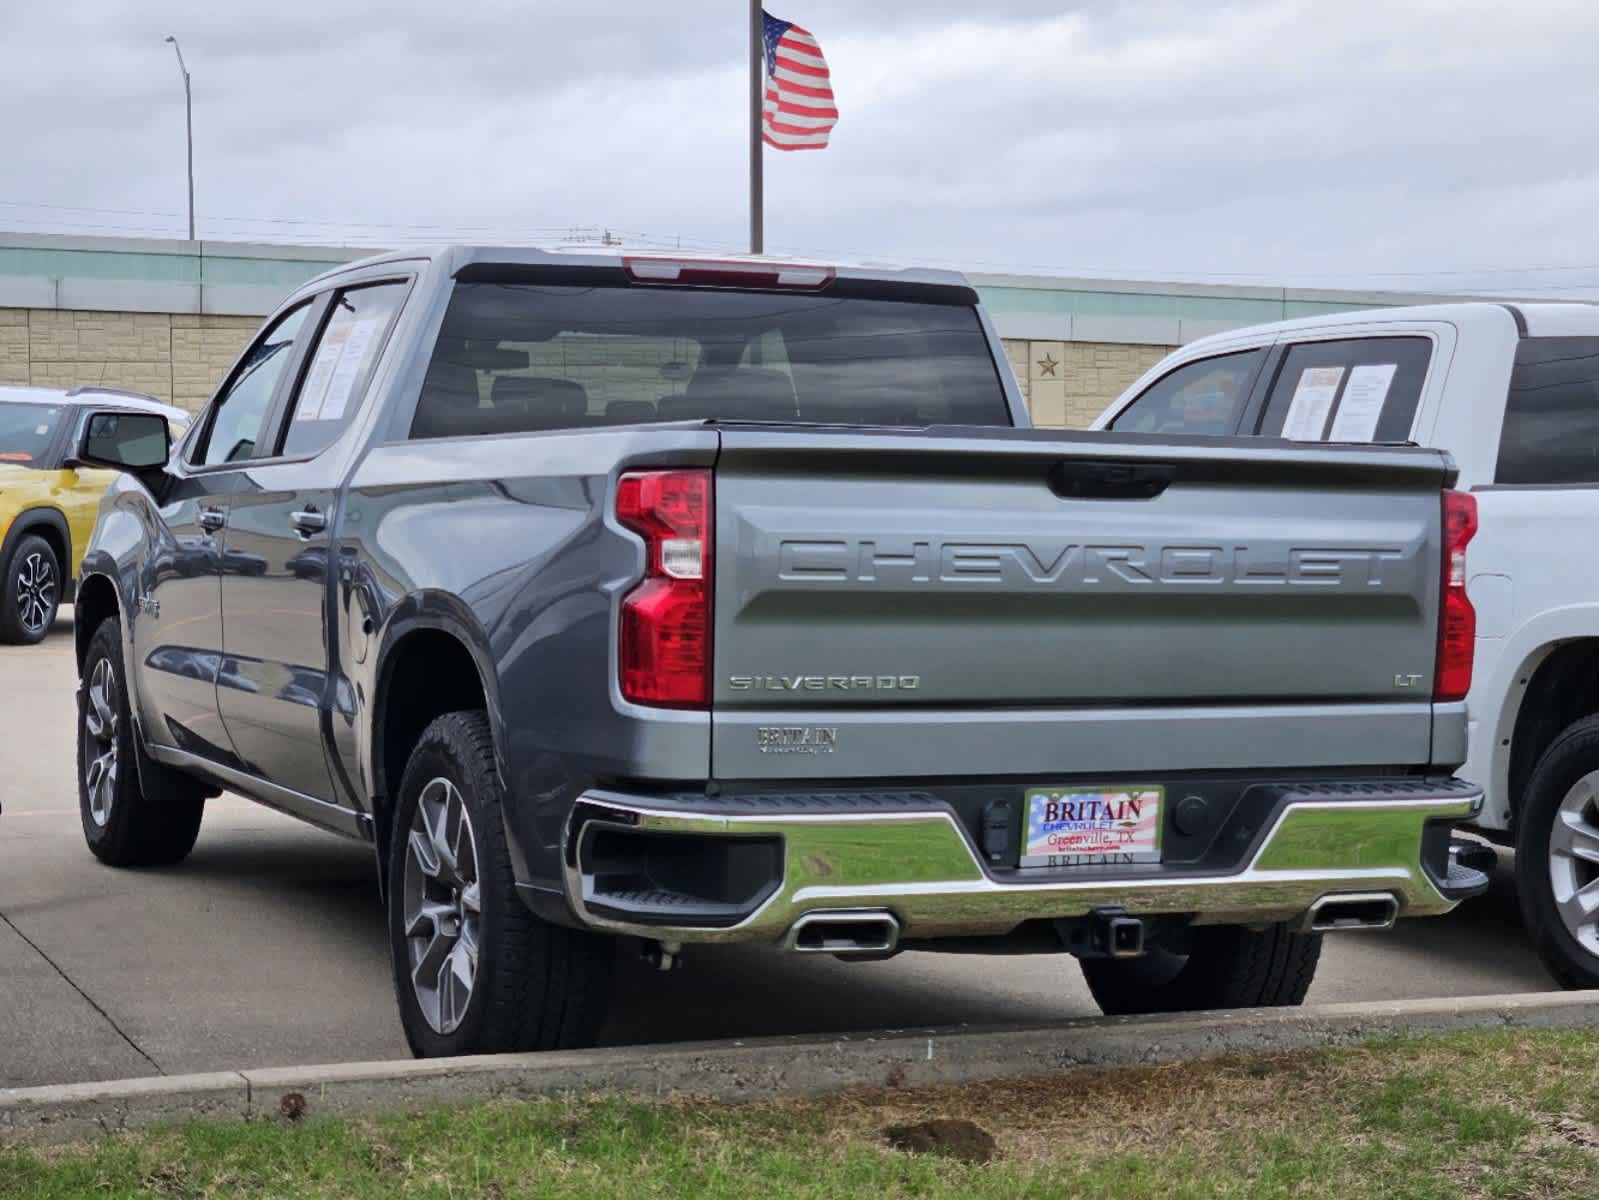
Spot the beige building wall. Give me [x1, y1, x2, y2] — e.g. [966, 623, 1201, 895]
[1000, 337, 1175, 429]
[0, 307, 258, 412]
[2, 307, 1172, 429]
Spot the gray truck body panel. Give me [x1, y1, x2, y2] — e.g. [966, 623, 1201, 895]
[711, 427, 1449, 779]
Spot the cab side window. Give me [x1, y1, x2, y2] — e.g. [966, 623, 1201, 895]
[1496, 337, 1599, 485]
[278, 282, 407, 459]
[1107, 349, 1265, 436]
[1256, 337, 1431, 443]
[191, 303, 312, 467]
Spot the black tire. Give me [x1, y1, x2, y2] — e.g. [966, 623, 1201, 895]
[387, 710, 614, 1058]
[79, 615, 206, 867]
[1080, 923, 1323, 1015]
[1515, 714, 1599, 989]
[0, 534, 61, 645]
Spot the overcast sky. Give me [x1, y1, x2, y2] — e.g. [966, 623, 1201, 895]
[4, 0, 1599, 295]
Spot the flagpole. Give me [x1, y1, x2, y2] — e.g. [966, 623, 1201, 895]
[749, 0, 764, 255]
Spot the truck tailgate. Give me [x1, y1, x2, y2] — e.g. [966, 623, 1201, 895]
[710, 426, 1452, 779]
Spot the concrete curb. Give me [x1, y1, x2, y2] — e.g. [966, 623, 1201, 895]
[4, 990, 1597, 1145]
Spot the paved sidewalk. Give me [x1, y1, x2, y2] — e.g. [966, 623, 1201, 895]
[0, 610, 1558, 1089]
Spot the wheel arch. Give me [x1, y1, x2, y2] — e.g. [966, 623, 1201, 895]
[73, 573, 220, 813]
[1495, 632, 1599, 833]
[368, 604, 504, 888]
[73, 571, 121, 671]
[2, 505, 71, 584]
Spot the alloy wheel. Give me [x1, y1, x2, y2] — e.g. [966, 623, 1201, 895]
[1550, 769, 1599, 957]
[15, 551, 55, 635]
[83, 657, 120, 827]
[402, 777, 482, 1035]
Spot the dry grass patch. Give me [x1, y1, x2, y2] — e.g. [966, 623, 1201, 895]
[786, 1050, 1346, 1163]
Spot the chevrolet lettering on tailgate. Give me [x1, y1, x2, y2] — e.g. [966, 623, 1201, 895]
[774, 538, 1413, 590]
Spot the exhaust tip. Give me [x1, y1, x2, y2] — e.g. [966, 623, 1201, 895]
[1305, 892, 1400, 933]
[787, 911, 900, 957]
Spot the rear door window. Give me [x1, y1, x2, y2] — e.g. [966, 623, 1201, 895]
[1106, 349, 1265, 435]
[1496, 337, 1599, 484]
[1256, 337, 1431, 443]
[278, 281, 407, 459]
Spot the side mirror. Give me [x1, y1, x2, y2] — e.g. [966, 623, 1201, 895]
[72, 411, 171, 472]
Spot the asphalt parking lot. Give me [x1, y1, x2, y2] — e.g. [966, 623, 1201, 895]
[0, 610, 1559, 1088]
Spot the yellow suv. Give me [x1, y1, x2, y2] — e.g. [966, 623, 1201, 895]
[0, 386, 189, 644]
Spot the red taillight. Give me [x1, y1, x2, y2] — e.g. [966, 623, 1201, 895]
[616, 469, 713, 707]
[1435, 489, 1478, 703]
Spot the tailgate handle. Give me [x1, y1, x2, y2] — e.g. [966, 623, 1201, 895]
[1049, 460, 1175, 501]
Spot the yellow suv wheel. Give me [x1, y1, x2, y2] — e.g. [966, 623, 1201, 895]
[0, 533, 60, 645]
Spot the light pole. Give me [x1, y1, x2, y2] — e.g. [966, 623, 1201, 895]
[164, 36, 194, 241]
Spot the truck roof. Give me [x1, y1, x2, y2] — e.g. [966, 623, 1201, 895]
[292, 244, 975, 296]
[1178, 300, 1599, 359]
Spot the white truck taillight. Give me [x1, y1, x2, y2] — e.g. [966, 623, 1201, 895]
[1434, 489, 1478, 702]
[615, 469, 713, 708]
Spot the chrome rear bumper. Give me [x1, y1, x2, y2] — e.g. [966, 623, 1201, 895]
[561, 780, 1484, 945]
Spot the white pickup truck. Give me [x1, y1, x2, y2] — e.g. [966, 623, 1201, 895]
[1094, 301, 1599, 989]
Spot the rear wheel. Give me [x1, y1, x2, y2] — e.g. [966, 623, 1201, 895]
[0, 534, 61, 645]
[78, 615, 206, 866]
[1080, 922, 1322, 1015]
[387, 710, 614, 1057]
[1515, 716, 1599, 989]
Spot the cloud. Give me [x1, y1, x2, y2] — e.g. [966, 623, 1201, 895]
[2, 0, 1598, 294]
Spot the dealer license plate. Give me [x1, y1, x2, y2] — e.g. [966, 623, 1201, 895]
[1021, 786, 1164, 868]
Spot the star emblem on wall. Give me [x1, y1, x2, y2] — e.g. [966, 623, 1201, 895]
[1036, 353, 1059, 377]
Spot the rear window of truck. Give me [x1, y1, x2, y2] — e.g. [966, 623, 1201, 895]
[409, 282, 1010, 438]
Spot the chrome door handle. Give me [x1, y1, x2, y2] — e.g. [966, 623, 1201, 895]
[198, 507, 227, 533]
[289, 508, 327, 536]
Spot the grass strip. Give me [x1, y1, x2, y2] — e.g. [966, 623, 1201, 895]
[3, 1027, 1598, 1199]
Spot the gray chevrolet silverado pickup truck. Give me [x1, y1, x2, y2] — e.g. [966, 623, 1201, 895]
[67, 247, 1488, 1057]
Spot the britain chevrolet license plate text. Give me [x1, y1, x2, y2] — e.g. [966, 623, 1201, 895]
[1021, 786, 1164, 868]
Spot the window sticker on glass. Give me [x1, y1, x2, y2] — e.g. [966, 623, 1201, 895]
[295, 327, 346, 423]
[295, 317, 379, 424]
[1282, 366, 1345, 440]
[1328, 363, 1398, 442]
[317, 318, 380, 422]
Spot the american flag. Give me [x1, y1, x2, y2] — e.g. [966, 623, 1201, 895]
[762, 10, 838, 151]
